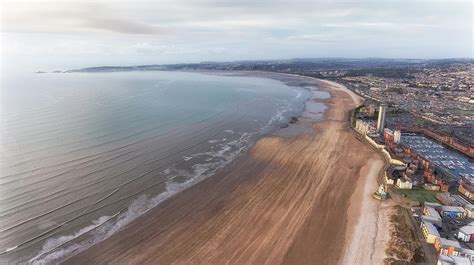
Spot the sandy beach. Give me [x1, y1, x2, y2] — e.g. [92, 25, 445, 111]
[66, 73, 388, 264]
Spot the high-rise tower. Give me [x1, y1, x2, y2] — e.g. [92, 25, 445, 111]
[377, 104, 386, 133]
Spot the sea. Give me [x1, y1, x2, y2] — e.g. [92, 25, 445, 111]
[0, 71, 314, 263]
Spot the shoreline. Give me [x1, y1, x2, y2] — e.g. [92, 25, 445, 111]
[64, 72, 389, 264]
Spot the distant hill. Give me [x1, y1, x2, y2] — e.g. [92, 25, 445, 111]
[66, 58, 474, 73]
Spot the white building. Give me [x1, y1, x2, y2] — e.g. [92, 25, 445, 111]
[394, 130, 401, 143]
[377, 104, 386, 132]
[465, 204, 474, 218]
[396, 178, 413, 189]
[458, 223, 474, 243]
[355, 119, 375, 135]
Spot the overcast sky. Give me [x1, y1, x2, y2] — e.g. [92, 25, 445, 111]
[1, 0, 473, 71]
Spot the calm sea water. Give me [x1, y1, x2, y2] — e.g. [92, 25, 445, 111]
[0, 71, 312, 263]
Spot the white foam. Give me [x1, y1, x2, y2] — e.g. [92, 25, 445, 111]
[30, 132, 256, 264]
[208, 138, 227, 144]
[30, 215, 114, 264]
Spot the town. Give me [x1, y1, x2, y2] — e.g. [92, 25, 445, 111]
[354, 100, 474, 264]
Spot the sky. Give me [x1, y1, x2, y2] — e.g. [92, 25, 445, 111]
[1, 0, 473, 71]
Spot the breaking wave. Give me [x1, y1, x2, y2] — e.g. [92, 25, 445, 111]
[29, 131, 257, 264]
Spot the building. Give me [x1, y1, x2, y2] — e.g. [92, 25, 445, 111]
[422, 203, 467, 224]
[368, 105, 376, 117]
[452, 195, 471, 207]
[384, 128, 394, 142]
[458, 223, 474, 243]
[396, 178, 413, 189]
[465, 204, 474, 218]
[436, 193, 463, 206]
[384, 166, 403, 185]
[425, 184, 441, 191]
[373, 184, 389, 200]
[459, 248, 474, 261]
[459, 178, 474, 200]
[394, 130, 401, 143]
[435, 238, 462, 256]
[384, 174, 395, 185]
[438, 254, 474, 265]
[422, 215, 443, 227]
[423, 204, 443, 225]
[355, 119, 374, 135]
[377, 104, 387, 132]
[421, 220, 440, 243]
[360, 105, 376, 117]
[439, 206, 467, 218]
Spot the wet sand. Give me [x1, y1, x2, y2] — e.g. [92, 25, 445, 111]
[66, 74, 387, 264]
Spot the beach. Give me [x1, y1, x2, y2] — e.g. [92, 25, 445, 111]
[66, 73, 389, 264]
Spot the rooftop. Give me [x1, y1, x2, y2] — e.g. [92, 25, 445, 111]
[460, 224, 474, 235]
[423, 220, 440, 236]
[438, 254, 473, 265]
[438, 237, 461, 248]
[440, 206, 466, 213]
[466, 204, 474, 211]
[425, 202, 442, 207]
[425, 206, 442, 220]
[422, 215, 442, 224]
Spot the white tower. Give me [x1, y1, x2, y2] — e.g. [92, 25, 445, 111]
[377, 104, 386, 133]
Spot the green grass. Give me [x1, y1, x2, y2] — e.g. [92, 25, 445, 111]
[395, 187, 441, 204]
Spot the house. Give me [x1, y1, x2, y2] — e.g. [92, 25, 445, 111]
[385, 166, 403, 185]
[421, 220, 440, 243]
[425, 184, 441, 191]
[459, 178, 474, 200]
[440, 183, 450, 193]
[425, 170, 435, 182]
[384, 174, 395, 185]
[397, 178, 413, 189]
[458, 223, 474, 243]
[431, 174, 450, 192]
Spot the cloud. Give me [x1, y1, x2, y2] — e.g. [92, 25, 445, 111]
[285, 34, 337, 43]
[81, 18, 166, 35]
[1, 0, 472, 71]
[1, 1, 169, 35]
